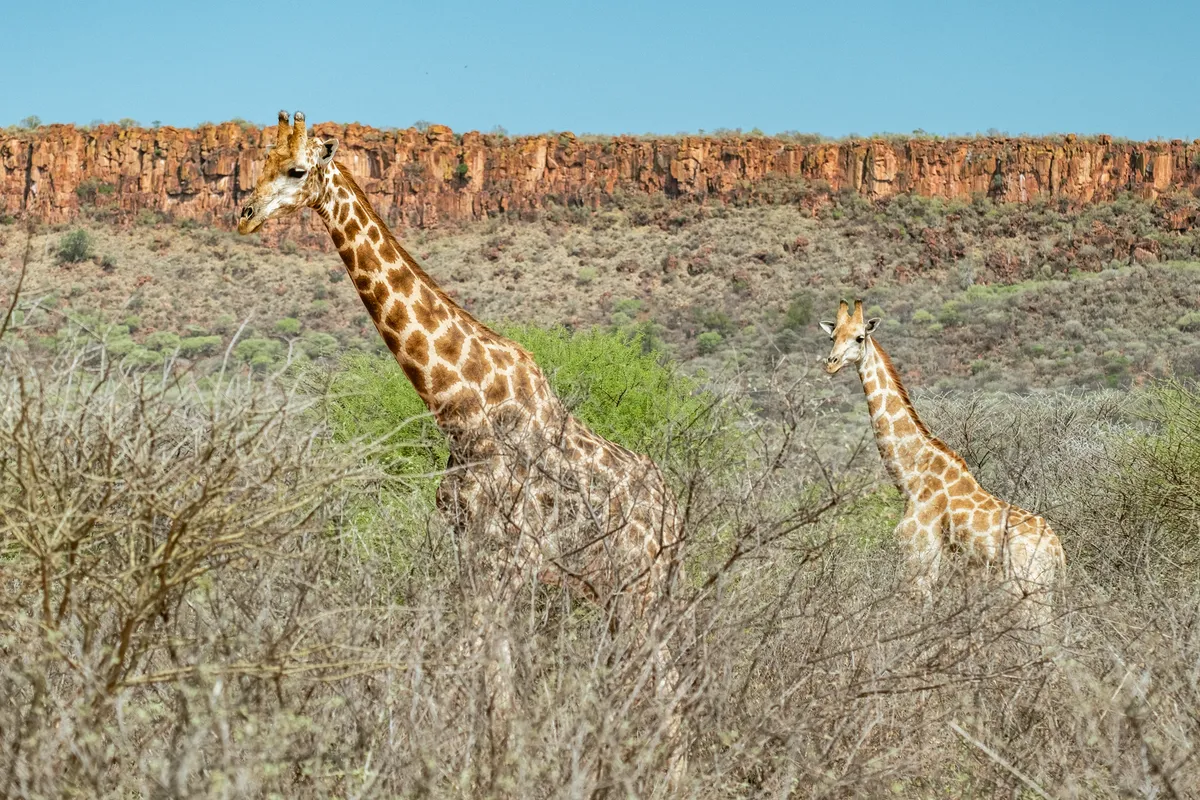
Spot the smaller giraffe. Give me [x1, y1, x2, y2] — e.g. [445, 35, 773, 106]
[820, 300, 1064, 617]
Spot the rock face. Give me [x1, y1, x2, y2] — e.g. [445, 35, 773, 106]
[3, 123, 1199, 238]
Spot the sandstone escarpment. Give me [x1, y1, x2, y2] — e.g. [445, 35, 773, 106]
[3, 122, 1198, 237]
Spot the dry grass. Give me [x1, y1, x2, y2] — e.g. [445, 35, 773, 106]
[1, 304, 1197, 798]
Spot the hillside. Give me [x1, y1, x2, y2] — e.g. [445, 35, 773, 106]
[2, 183, 1197, 405]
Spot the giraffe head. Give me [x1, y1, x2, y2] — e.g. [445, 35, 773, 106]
[237, 111, 339, 234]
[819, 300, 880, 374]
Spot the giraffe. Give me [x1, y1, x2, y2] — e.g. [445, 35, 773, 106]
[237, 111, 688, 748]
[820, 300, 1064, 619]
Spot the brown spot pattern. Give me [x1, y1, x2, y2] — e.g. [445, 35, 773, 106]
[402, 363, 427, 395]
[406, 331, 430, 366]
[461, 339, 488, 384]
[369, 282, 389, 314]
[413, 299, 435, 330]
[512, 364, 534, 398]
[484, 376, 511, 405]
[429, 364, 458, 396]
[435, 325, 465, 362]
[489, 348, 515, 369]
[354, 243, 379, 273]
[385, 301, 408, 332]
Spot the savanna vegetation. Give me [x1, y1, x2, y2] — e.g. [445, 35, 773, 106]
[1, 182, 1199, 796]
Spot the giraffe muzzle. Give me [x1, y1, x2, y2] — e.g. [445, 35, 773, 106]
[237, 204, 262, 235]
[824, 356, 842, 374]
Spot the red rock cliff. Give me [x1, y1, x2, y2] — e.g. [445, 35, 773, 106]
[3, 122, 1199, 235]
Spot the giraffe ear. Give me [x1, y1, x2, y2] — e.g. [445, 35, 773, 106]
[818, 320, 835, 336]
[864, 317, 881, 336]
[317, 137, 339, 166]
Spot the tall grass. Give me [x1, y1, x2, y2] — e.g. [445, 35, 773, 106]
[1, 323, 1198, 796]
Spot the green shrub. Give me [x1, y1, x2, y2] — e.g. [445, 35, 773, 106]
[1174, 311, 1200, 332]
[300, 331, 340, 360]
[610, 311, 634, 328]
[275, 317, 302, 336]
[320, 325, 741, 480]
[143, 331, 181, 352]
[234, 338, 284, 370]
[213, 314, 238, 334]
[1115, 381, 1200, 564]
[696, 331, 724, 355]
[57, 230, 93, 264]
[504, 325, 732, 459]
[123, 347, 165, 369]
[694, 309, 735, 336]
[781, 292, 814, 331]
[612, 298, 643, 316]
[179, 335, 223, 357]
[104, 337, 137, 356]
[912, 309, 935, 324]
[75, 179, 115, 205]
[937, 300, 964, 327]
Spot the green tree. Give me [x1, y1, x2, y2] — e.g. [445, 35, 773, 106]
[696, 331, 723, 355]
[57, 230, 93, 264]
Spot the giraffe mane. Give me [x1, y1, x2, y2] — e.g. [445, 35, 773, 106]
[872, 340, 970, 470]
[330, 161, 516, 347]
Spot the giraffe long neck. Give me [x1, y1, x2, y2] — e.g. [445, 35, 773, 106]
[313, 163, 556, 431]
[857, 338, 936, 496]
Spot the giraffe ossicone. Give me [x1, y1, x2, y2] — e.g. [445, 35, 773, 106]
[821, 299, 1065, 620]
[238, 111, 688, 707]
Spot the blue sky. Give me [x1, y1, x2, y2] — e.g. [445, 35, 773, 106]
[4, 0, 1198, 139]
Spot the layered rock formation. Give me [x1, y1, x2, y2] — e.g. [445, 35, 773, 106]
[3, 122, 1198, 237]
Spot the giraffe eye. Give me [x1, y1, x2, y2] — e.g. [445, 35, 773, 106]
[856, 335, 865, 343]
[287, 167, 307, 179]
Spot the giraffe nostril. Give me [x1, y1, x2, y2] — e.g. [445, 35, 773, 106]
[241, 205, 254, 219]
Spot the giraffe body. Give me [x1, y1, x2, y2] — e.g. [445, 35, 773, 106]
[238, 113, 684, 687]
[821, 301, 1064, 616]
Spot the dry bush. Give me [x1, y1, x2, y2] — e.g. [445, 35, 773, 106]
[1, 308, 1198, 797]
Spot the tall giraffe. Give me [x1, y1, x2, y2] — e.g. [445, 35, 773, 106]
[820, 300, 1064, 617]
[237, 112, 686, 702]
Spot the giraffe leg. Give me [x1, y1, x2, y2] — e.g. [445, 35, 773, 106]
[895, 506, 943, 608]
